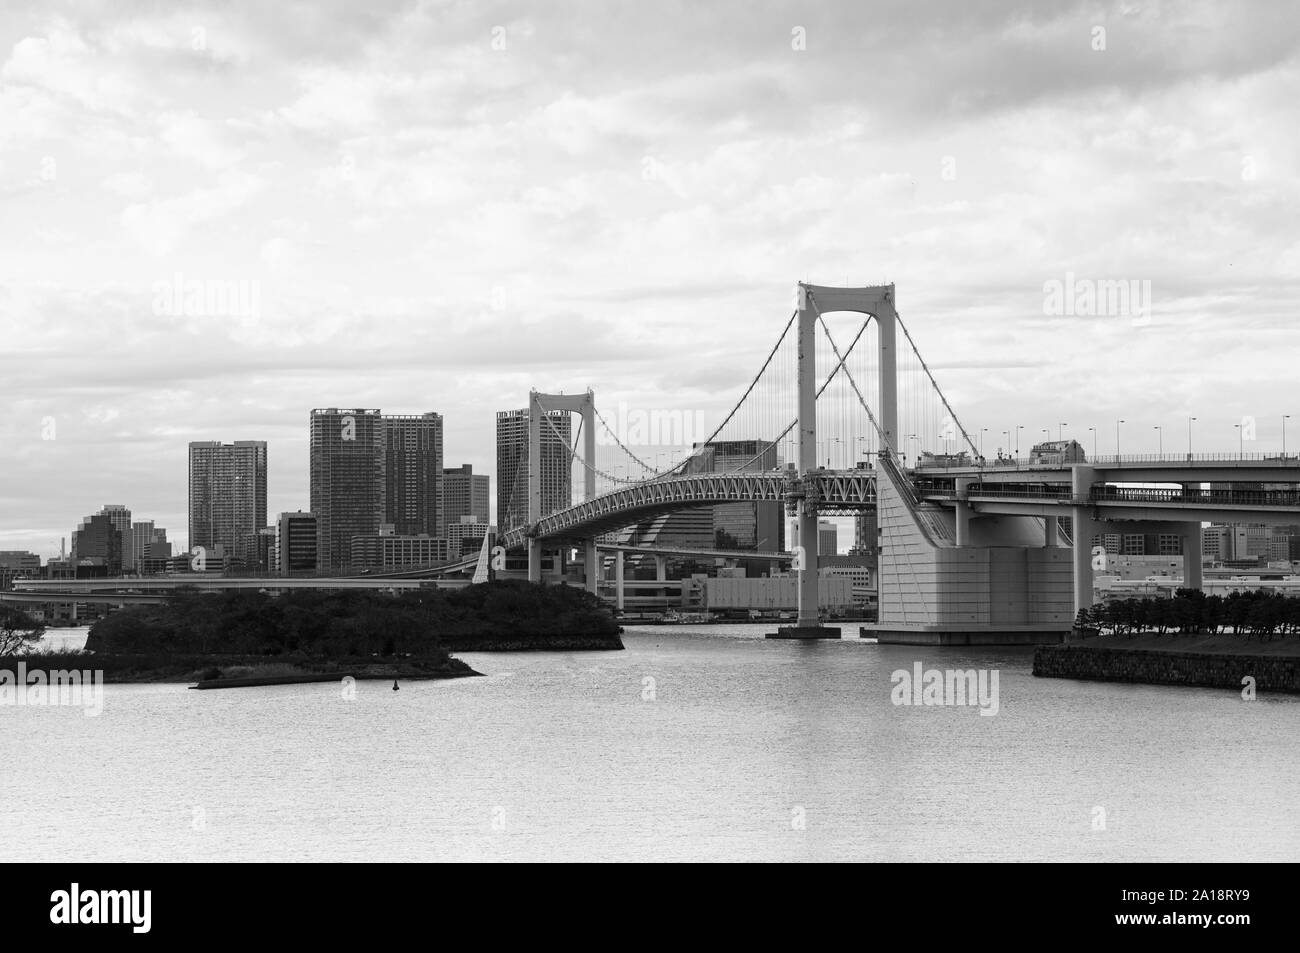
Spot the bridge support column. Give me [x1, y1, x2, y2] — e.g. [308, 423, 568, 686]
[585, 541, 599, 594]
[1071, 465, 1099, 618]
[1044, 516, 1060, 547]
[1183, 522, 1203, 591]
[654, 555, 666, 581]
[615, 551, 625, 611]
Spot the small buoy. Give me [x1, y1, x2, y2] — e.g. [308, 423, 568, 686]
[392, 680, 400, 691]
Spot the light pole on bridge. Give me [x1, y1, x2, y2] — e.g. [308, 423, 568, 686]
[1001, 430, 1010, 461]
[1015, 425, 1024, 459]
[1234, 423, 1243, 460]
[1285, 415, 1292, 458]
[1188, 416, 1196, 459]
[1088, 427, 1097, 461]
[980, 428, 988, 459]
[1059, 422, 1068, 443]
[1154, 425, 1163, 458]
[1116, 419, 1125, 460]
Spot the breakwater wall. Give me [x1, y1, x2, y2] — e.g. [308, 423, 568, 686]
[1034, 644, 1300, 694]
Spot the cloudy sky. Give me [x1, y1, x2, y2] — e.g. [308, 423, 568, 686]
[2, 0, 1298, 557]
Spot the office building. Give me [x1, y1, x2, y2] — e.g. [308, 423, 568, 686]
[351, 526, 450, 570]
[189, 441, 268, 570]
[72, 506, 127, 575]
[444, 464, 490, 525]
[818, 520, 838, 556]
[447, 516, 491, 558]
[276, 511, 318, 576]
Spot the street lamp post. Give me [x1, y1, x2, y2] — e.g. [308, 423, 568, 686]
[1285, 415, 1292, 457]
[1188, 416, 1196, 459]
[980, 428, 989, 459]
[1059, 422, 1068, 443]
[1234, 423, 1243, 459]
[1015, 425, 1024, 459]
[1154, 425, 1163, 458]
[1116, 419, 1125, 460]
[1087, 426, 1097, 460]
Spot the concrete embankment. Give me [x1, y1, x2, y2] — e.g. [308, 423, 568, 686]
[1034, 634, 1300, 693]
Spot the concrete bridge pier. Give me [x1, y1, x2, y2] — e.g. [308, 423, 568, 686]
[1183, 522, 1203, 591]
[615, 551, 625, 611]
[585, 540, 599, 594]
[1044, 516, 1060, 547]
[1071, 465, 1099, 618]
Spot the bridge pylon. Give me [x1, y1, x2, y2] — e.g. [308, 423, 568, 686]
[769, 281, 899, 640]
[527, 389, 597, 591]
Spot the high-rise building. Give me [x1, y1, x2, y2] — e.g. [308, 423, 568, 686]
[276, 511, 318, 576]
[310, 410, 385, 573]
[189, 441, 268, 570]
[703, 440, 784, 551]
[72, 506, 128, 575]
[496, 408, 572, 531]
[818, 520, 838, 556]
[384, 413, 444, 538]
[852, 511, 878, 556]
[444, 464, 490, 525]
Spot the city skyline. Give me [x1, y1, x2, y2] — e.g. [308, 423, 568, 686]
[3, 1, 1299, 558]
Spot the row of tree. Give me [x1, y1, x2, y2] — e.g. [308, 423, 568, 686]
[1077, 589, 1300, 640]
[84, 580, 621, 658]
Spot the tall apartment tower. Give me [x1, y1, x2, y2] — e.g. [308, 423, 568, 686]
[310, 409, 385, 573]
[188, 441, 268, 570]
[444, 464, 490, 525]
[496, 409, 572, 531]
[384, 413, 444, 538]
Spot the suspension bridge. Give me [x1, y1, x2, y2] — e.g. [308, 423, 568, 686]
[484, 281, 1300, 644]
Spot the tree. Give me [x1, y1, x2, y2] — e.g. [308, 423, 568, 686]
[0, 605, 46, 656]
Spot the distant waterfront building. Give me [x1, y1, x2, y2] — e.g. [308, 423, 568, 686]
[852, 511, 878, 556]
[384, 413, 444, 538]
[496, 408, 572, 531]
[310, 410, 385, 573]
[446, 516, 492, 558]
[702, 440, 784, 551]
[125, 521, 172, 573]
[72, 506, 130, 575]
[0, 551, 42, 573]
[350, 528, 449, 570]
[818, 520, 838, 556]
[276, 511, 318, 576]
[444, 464, 490, 525]
[188, 441, 268, 570]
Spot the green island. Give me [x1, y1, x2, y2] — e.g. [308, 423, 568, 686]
[0, 580, 623, 687]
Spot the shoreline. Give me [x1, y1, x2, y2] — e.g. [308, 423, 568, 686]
[1034, 633, 1300, 693]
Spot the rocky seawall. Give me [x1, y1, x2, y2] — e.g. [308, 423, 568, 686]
[1034, 641, 1300, 693]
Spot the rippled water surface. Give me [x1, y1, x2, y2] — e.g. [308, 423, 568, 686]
[3, 624, 1297, 861]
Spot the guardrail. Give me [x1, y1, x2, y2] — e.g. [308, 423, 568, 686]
[915, 452, 1300, 471]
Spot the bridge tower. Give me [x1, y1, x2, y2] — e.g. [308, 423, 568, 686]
[771, 282, 899, 639]
[527, 389, 598, 591]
